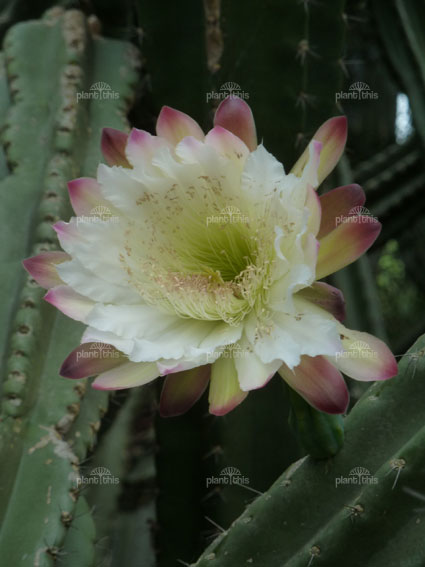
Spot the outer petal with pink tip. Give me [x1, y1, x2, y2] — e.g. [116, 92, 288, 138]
[44, 285, 94, 322]
[125, 128, 169, 168]
[278, 355, 349, 414]
[208, 356, 248, 416]
[296, 282, 346, 322]
[92, 361, 159, 390]
[159, 365, 211, 417]
[60, 342, 127, 379]
[68, 177, 109, 216]
[156, 106, 204, 145]
[204, 126, 249, 165]
[291, 116, 347, 187]
[214, 96, 257, 151]
[331, 325, 398, 381]
[101, 128, 130, 167]
[316, 216, 381, 279]
[22, 251, 70, 289]
[318, 184, 366, 239]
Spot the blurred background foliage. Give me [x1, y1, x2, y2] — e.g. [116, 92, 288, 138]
[0, 0, 424, 566]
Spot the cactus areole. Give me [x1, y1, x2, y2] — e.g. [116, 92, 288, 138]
[23, 97, 397, 416]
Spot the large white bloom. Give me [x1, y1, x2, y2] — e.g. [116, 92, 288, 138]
[24, 97, 397, 416]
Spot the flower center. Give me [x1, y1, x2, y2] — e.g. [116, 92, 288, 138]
[120, 196, 277, 325]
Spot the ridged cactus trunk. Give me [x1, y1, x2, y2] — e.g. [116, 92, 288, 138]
[0, 8, 139, 565]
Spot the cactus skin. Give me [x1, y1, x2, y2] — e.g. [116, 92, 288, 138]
[193, 333, 425, 567]
[0, 8, 138, 566]
[59, 496, 96, 567]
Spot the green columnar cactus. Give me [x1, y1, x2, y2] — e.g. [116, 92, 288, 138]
[193, 333, 425, 567]
[0, 8, 138, 565]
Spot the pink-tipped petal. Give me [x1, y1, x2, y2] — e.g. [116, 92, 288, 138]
[204, 126, 249, 164]
[332, 326, 398, 382]
[60, 342, 127, 379]
[92, 361, 159, 390]
[296, 282, 346, 322]
[101, 128, 130, 167]
[156, 106, 204, 146]
[306, 183, 322, 236]
[125, 128, 168, 167]
[22, 251, 70, 289]
[214, 96, 257, 151]
[291, 116, 347, 187]
[53, 221, 79, 243]
[318, 184, 366, 239]
[68, 177, 104, 216]
[316, 216, 381, 279]
[279, 355, 349, 414]
[159, 365, 211, 417]
[208, 356, 248, 416]
[44, 285, 94, 322]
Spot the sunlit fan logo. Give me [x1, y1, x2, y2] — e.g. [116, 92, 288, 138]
[91, 466, 112, 477]
[220, 466, 241, 477]
[77, 81, 120, 102]
[335, 465, 378, 487]
[335, 206, 377, 227]
[349, 82, 370, 96]
[76, 205, 119, 225]
[348, 206, 372, 217]
[90, 81, 112, 94]
[76, 342, 120, 361]
[206, 465, 250, 488]
[349, 340, 373, 352]
[206, 81, 249, 103]
[89, 342, 112, 351]
[336, 340, 377, 360]
[336, 81, 378, 102]
[90, 205, 112, 220]
[349, 466, 371, 479]
[76, 466, 119, 486]
[206, 206, 249, 226]
[220, 82, 241, 94]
